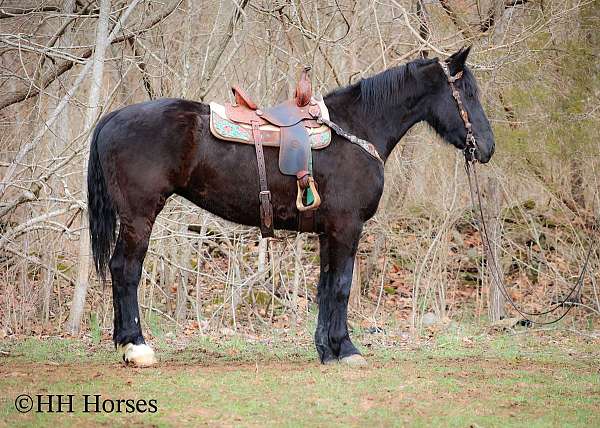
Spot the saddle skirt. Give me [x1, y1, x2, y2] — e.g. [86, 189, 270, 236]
[209, 96, 332, 150]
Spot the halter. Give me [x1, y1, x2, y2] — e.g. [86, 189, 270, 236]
[438, 60, 478, 162]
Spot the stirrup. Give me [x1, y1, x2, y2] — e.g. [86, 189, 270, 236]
[296, 177, 321, 212]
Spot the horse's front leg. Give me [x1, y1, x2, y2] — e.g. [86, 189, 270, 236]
[316, 224, 367, 366]
[315, 234, 336, 363]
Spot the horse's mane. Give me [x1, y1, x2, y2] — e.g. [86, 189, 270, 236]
[326, 57, 479, 116]
[359, 58, 434, 115]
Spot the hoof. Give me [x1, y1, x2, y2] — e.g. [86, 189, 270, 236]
[340, 354, 368, 367]
[322, 358, 339, 365]
[118, 343, 157, 367]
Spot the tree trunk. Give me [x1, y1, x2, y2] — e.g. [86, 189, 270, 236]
[485, 175, 506, 322]
[485, 1, 511, 323]
[570, 158, 586, 211]
[175, 222, 189, 325]
[350, 257, 361, 310]
[257, 238, 268, 286]
[41, 0, 76, 327]
[197, 0, 250, 100]
[65, 0, 111, 335]
[291, 234, 304, 325]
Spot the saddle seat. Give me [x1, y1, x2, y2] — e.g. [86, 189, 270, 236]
[209, 97, 331, 150]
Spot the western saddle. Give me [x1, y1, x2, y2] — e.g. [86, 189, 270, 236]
[209, 66, 332, 237]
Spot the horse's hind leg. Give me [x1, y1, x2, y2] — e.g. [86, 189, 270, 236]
[110, 214, 161, 366]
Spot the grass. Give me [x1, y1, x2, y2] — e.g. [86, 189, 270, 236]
[0, 328, 598, 427]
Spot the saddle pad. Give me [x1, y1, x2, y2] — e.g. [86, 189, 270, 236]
[209, 98, 331, 149]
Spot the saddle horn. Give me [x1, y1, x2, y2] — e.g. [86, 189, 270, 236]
[295, 66, 312, 107]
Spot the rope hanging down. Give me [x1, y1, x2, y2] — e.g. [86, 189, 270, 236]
[464, 159, 597, 326]
[438, 57, 597, 325]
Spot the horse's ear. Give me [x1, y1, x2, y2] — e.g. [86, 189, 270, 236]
[447, 46, 471, 75]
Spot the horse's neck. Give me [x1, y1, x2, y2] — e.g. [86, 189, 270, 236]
[368, 106, 425, 162]
[325, 87, 428, 163]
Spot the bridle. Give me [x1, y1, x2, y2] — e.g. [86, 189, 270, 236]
[438, 59, 597, 325]
[324, 60, 594, 325]
[438, 60, 478, 161]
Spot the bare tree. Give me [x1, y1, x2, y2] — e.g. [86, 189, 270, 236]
[66, 0, 112, 335]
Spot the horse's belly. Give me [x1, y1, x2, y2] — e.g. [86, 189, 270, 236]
[179, 139, 300, 230]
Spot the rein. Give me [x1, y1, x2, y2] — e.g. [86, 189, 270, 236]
[439, 59, 598, 325]
[465, 161, 596, 325]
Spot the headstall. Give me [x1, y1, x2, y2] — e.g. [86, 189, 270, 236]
[438, 60, 478, 162]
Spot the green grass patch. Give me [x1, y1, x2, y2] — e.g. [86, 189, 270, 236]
[0, 330, 598, 427]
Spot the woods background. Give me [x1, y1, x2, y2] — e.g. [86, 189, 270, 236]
[0, 0, 598, 340]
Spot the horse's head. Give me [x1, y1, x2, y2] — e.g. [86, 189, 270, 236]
[425, 47, 495, 163]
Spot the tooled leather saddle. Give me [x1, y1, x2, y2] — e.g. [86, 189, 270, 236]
[209, 67, 331, 237]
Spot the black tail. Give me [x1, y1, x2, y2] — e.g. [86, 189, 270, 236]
[87, 112, 119, 282]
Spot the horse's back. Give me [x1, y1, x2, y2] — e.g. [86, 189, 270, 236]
[96, 97, 207, 149]
[95, 98, 208, 211]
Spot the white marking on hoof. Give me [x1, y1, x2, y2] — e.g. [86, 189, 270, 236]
[323, 358, 339, 365]
[118, 343, 157, 367]
[340, 354, 368, 367]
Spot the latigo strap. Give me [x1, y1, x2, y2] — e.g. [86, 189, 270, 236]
[251, 121, 274, 238]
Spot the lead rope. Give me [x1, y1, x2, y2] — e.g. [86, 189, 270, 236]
[439, 59, 597, 325]
[464, 159, 597, 325]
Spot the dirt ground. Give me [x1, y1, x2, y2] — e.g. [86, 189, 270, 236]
[1, 329, 599, 427]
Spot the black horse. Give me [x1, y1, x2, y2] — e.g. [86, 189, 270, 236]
[87, 47, 494, 366]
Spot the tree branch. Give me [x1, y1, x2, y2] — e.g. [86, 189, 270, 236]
[0, 0, 146, 197]
[128, 38, 156, 100]
[438, 0, 475, 38]
[391, 0, 450, 57]
[416, 0, 431, 58]
[0, 6, 61, 19]
[0, 0, 181, 112]
[438, 0, 531, 37]
[197, 0, 250, 100]
[481, 0, 531, 34]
